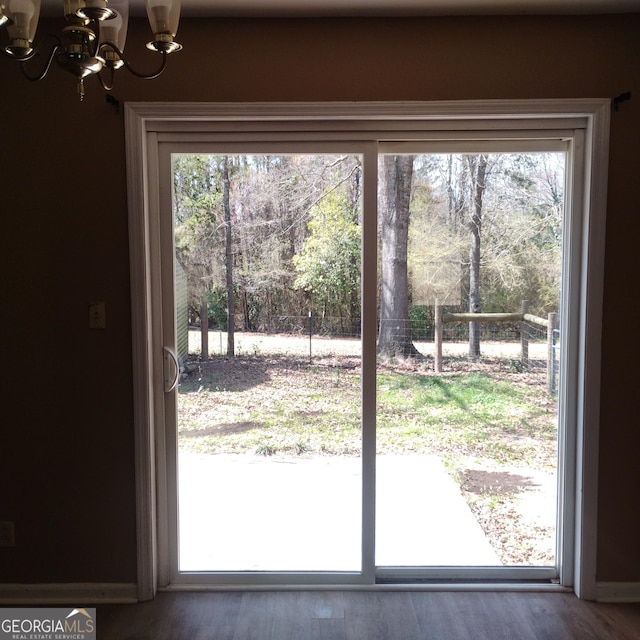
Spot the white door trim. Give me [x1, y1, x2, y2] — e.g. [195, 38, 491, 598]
[125, 99, 609, 600]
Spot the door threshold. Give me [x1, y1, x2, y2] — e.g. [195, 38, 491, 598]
[160, 582, 571, 593]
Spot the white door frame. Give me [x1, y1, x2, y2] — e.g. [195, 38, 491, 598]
[160, 141, 377, 587]
[125, 100, 610, 600]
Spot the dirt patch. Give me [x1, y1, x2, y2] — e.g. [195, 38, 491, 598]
[461, 469, 538, 495]
[181, 421, 265, 437]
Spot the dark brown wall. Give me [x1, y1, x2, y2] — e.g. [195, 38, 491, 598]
[1, 14, 639, 585]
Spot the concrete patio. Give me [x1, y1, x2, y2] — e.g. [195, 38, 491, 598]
[178, 452, 501, 572]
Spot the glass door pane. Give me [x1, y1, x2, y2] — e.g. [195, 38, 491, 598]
[172, 153, 363, 572]
[376, 152, 564, 570]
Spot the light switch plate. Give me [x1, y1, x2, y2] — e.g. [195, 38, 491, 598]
[89, 301, 106, 329]
[0, 521, 15, 547]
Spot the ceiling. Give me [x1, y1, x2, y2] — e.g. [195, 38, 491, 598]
[40, 0, 640, 18]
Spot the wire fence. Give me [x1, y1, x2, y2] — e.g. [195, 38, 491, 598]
[187, 314, 556, 373]
[193, 313, 553, 342]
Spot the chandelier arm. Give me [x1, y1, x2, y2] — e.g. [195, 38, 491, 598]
[97, 66, 116, 92]
[1, 32, 62, 62]
[20, 40, 64, 82]
[100, 42, 168, 80]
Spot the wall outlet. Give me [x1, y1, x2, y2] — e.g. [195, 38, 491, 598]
[0, 521, 15, 547]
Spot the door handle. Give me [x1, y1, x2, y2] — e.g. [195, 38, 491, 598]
[163, 346, 179, 393]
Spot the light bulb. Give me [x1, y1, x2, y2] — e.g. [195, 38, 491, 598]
[146, 0, 179, 36]
[100, 3, 127, 50]
[6, 0, 40, 44]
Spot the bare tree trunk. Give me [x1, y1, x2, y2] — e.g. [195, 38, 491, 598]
[377, 155, 422, 359]
[468, 154, 488, 360]
[200, 296, 209, 360]
[444, 155, 469, 320]
[243, 289, 250, 331]
[222, 156, 235, 357]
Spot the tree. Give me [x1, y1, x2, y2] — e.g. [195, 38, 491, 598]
[377, 155, 422, 358]
[467, 154, 489, 359]
[173, 154, 223, 358]
[408, 157, 466, 320]
[480, 153, 564, 316]
[432, 153, 491, 358]
[228, 154, 362, 333]
[221, 156, 235, 356]
[293, 190, 361, 330]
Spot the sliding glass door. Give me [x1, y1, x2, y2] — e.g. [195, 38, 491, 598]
[159, 142, 569, 585]
[157, 143, 376, 584]
[375, 150, 566, 580]
[126, 102, 608, 590]
[172, 152, 365, 573]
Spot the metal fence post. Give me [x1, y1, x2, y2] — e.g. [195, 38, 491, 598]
[547, 312, 558, 393]
[521, 300, 529, 366]
[308, 311, 312, 365]
[435, 301, 443, 373]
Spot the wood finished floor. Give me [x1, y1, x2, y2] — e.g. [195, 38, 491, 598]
[96, 590, 640, 639]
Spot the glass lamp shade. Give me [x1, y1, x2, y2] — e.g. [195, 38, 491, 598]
[100, 0, 128, 52]
[145, 0, 180, 37]
[145, 0, 181, 53]
[6, 0, 40, 46]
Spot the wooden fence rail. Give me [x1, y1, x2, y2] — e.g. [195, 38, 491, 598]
[434, 300, 559, 393]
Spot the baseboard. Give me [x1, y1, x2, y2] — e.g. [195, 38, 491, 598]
[595, 582, 640, 602]
[0, 583, 138, 604]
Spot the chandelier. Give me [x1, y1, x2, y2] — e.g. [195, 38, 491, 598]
[0, 0, 182, 99]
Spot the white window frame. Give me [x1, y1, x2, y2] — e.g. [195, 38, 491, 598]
[125, 100, 610, 600]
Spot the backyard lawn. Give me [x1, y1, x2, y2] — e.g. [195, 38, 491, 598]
[177, 336, 558, 566]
